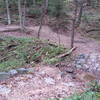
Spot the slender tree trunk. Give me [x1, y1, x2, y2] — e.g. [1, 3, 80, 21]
[37, 14, 44, 38]
[33, 0, 36, 6]
[18, 0, 24, 31]
[45, 0, 48, 9]
[71, 2, 77, 48]
[71, 19, 75, 48]
[37, 0, 48, 38]
[75, 4, 83, 28]
[22, 0, 26, 28]
[5, 0, 11, 25]
[87, 0, 91, 6]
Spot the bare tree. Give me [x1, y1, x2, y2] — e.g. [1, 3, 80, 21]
[71, 0, 85, 48]
[5, 0, 11, 24]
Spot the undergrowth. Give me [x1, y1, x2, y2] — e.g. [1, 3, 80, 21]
[49, 81, 100, 100]
[0, 36, 68, 71]
[87, 34, 100, 42]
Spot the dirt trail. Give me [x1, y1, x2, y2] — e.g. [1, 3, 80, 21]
[0, 25, 100, 54]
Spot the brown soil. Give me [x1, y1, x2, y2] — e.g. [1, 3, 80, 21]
[0, 66, 85, 100]
[0, 25, 100, 54]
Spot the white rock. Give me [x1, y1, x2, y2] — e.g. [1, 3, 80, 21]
[44, 77, 55, 85]
[26, 68, 35, 74]
[0, 72, 10, 81]
[17, 68, 27, 74]
[0, 85, 11, 95]
[8, 69, 18, 76]
[62, 82, 75, 87]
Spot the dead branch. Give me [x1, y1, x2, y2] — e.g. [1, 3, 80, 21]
[56, 47, 77, 59]
[86, 29, 100, 33]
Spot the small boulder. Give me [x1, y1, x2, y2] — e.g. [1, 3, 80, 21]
[63, 82, 75, 87]
[66, 68, 74, 73]
[17, 68, 27, 74]
[0, 72, 10, 81]
[0, 85, 11, 95]
[44, 77, 55, 85]
[26, 68, 35, 74]
[8, 69, 18, 76]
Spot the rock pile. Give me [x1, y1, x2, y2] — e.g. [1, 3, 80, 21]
[75, 53, 100, 76]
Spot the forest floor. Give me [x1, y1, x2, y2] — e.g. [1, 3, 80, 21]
[0, 24, 100, 100]
[0, 24, 100, 54]
[0, 66, 86, 100]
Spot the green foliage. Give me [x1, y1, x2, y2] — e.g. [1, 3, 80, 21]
[27, 0, 66, 18]
[48, 0, 66, 17]
[49, 81, 100, 100]
[87, 34, 100, 42]
[27, 5, 42, 18]
[44, 58, 60, 64]
[0, 36, 66, 71]
[83, 14, 100, 22]
[49, 91, 100, 100]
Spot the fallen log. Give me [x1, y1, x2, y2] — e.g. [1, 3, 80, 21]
[56, 47, 77, 59]
[86, 29, 100, 33]
[0, 28, 20, 32]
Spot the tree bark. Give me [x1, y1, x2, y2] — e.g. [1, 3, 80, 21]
[22, 0, 26, 28]
[71, 19, 75, 48]
[71, 2, 77, 48]
[37, 0, 48, 38]
[33, 0, 36, 6]
[87, 0, 91, 6]
[5, 0, 11, 25]
[18, 0, 24, 31]
[75, 4, 83, 28]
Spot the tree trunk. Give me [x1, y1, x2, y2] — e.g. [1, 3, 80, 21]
[18, 0, 24, 31]
[71, 19, 75, 48]
[37, 0, 48, 38]
[75, 4, 83, 28]
[87, 0, 91, 6]
[22, 0, 26, 28]
[70, 2, 77, 48]
[33, 0, 36, 6]
[5, 0, 11, 25]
